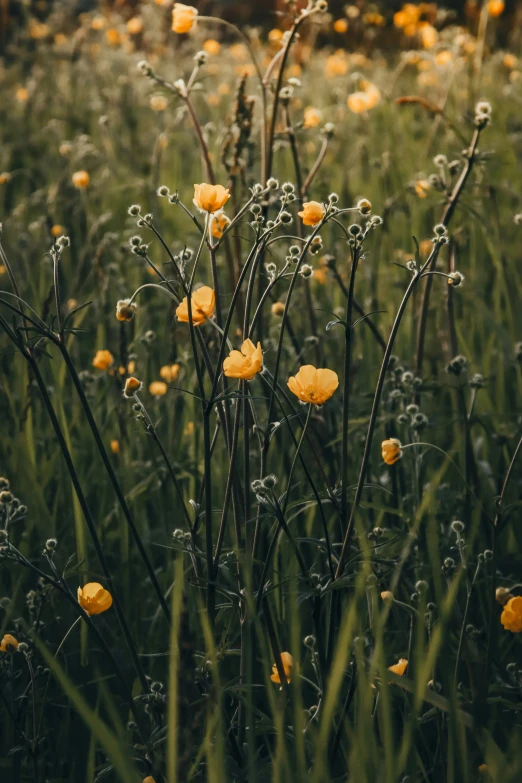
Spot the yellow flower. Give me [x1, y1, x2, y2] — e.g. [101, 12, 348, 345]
[271, 301, 285, 316]
[268, 28, 284, 45]
[91, 15, 106, 31]
[363, 12, 385, 26]
[303, 107, 322, 129]
[143, 777, 157, 783]
[218, 82, 231, 96]
[223, 339, 263, 380]
[381, 590, 394, 604]
[414, 179, 431, 198]
[176, 286, 215, 326]
[51, 224, 65, 237]
[504, 53, 518, 69]
[347, 83, 381, 114]
[16, 87, 29, 103]
[172, 3, 198, 34]
[435, 50, 452, 66]
[388, 658, 408, 676]
[325, 51, 348, 78]
[149, 381, 168, 396]
[211, 211, 231, 240]
[382, 438, 402, 465]
[203, 39, 221, 55]
[298, 201, 325, 227]
[127, 17, 143, 35]
[313, 267, 328, 285]
[0, 634, 19, 652]
[54, 33, 68, 46]
[160, 364, 181, 382]
[0, 172, 12, 184]
[487, 0, 505, 16]
[184, 421, 194, 436]
[271, 651, 293, 684]
[110, 440, 120, 454]
[420, 23, 438, 49]
[116, 299, 137, 322]
[333, 18, 349, 33]
[500, 596, 522, 632]
[193, 183, 230, 214]
[92, 350, 114, 371]
[288, 365, 339, 405]
[77, 583, 113, 615]
[123, 376, 143, 397]
[150, 94, 168, 112]
[72, 170, 90, 189]
[106, 28, 122, 46]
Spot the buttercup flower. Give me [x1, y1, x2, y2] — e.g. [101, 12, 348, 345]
[271, 651, 293, 684]
[298, 201, 325, 227]
[110, 440, 120, 454]
[127, 17, 143, 35]
[0, 634, 19, 652]
[143, 777, 157, 783]
[176, 286, 215, 326]
[0, 172, 11, 184]
[149, 381, 168, 396]
[500, 596, 522, 632]
[172, 4, 198, 34]
[124, 376, 143, 397]
[211, 211, 231, 239]
[72, 170, 90, 189]
[77, 583, 113, 615]
[116, 299, 137, 322]
[51, 224, 64, 237]
[271, 301, 285, 316]
[382, 438, 402, 465]
[193, 183, 230, 213]
[347, 83, 380, 114]
[487, 0, 505, 16]
[388, 658, 408, 676]
[160, 364, 181, 383]
[106, 28, 121, 46]
[288, 365, 339, 405]
[203, 39, 221, 55]
[15, 87, 29, 103]
[303, 107, 322, 129]
[92, 350, 114, 371]
[333, 18, 349, 33]
[381, 590, 394, 604]
[223, 339, 263, 380]
[150, 95, 168, 112]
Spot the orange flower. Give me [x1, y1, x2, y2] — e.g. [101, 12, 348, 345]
[388, 658, 408, 676]
[143, 777, 157, 783]
[333, 18, 349, 33]
[105, 28, 122, 46]
[414, 179, 431, 198]
[0, 172, 11, 184]
[271, 651, 293, 684]
[176, 286, 215, 326]
[211, 211, 231, 239]
[203, 39, 221, 55]
[288, 365, 339, 405]
[347, 83, 381, 114]
[110, 440, 120, 454]
[51, 224, 65, 237]
[72, 170, 90, 189]
[77, 583, 113, 615]
[420, 23, 437, 49]
[150, 95, 168, 111]
[172, 3, 197, 34]
[268, 28, 284, 45]
[381, 590, 394, 604]
[160, 364, 181, 382]
[303, 107, 322, 129]
[325, 50, 348, 78]
[500, 596, 522, 632]
[127, 17, 143, 35]
[15, 87, 29, 103]
[149, 381, 168, 396]
[0, 634, 19, 652]
[116, 299, 137, 322]
[504, 54, 518, 69]
[92, 349, 114, 370]
[382, 438, 402, 465]
[91, 15, 106, 31]
[271, 301, 285, 316]
[123, 376, 143, 397]
[223, 339, 263, 380]
[193, 183, 230, 213]
[487, 0, 505, 16]
[298, 201, 325, 226]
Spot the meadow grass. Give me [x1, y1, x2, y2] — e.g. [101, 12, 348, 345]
[1, 1, 522, 781]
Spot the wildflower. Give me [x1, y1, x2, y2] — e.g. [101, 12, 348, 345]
[303, 107, 322, 129]
[127, 17, 143, 35]
[364, 12, 385, 26]
[106, 28, 122, 46]
[382, 438, 402, 465]
[381, 590, 394, 604]
[504, 53, 518, 69]
[159, 364, 180, 384]
[447, 271, 464, 287]
[500, 596, 522, 632]
[325, 50, 348, 78]
[92, 350, 114, 370]
[116, 299, 137, 322]
[203, 39, 221, 55]
[72, 170, 90, 189]
[51, 224, 65, 237]
[110, 440, 120, 454]
[487, 0, 504, 16]
[77, 583, 113, 615]
[270, 651, 293, 684]
[388, 658, 408, 676]
[176, 286, 215, 326]
[271, 301, 285, 316]
[193, 183, 230, 214]
[357, 198, 372, 215]
[211, 211, 231, 239]
[268, 28, 283, 45]
[287, 365, 339, 405]
[496, 587, 511, 606]
[0, 634, 19, 652]
[149, 381, 168, 396]
[150, 95, 168, 111]
[15, 87, 29, 103]
[91, 15, 106, 31]
[415, 179, 431, 198]
[347, 83, 381, 114]
[298, 201, 325, 227]
[172, 4, 198, 34]
[223, 339, 263, 380]
[184, 421, 194, 436]
[123, 377, 143, 398]
[0, 172, 11, 184]
[333, 18, 349, 33]
[143, 777, 157, 783]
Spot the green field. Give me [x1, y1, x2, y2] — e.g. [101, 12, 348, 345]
[1, 1, 522, 781]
